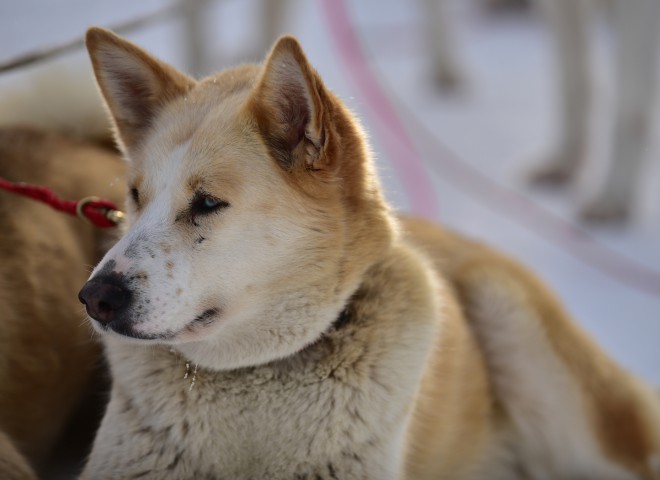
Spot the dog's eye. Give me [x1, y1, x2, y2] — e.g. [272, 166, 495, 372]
[190, 193, 230, 216]
[203, 197, 220, 209]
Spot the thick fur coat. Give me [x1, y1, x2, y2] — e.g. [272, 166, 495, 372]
[77, 29, 660, 479]
[2, 26, 659, 480]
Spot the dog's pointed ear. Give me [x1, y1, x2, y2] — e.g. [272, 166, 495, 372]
[248, 36, 333, 173]
[85, 27, 195, 151]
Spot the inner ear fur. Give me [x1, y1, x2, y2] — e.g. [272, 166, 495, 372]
[248, 35, 332, 173]
[85, 27, 195, 151]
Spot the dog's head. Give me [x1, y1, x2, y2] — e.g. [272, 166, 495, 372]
[79, 28, 395, 370]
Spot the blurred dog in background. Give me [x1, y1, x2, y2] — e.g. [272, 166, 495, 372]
[419, 0, 659, 224]
[532, 0, 660, 223]
[0, 66, 125, 479]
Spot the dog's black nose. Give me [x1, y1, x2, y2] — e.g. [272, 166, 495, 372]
[78, 275, 131, 326]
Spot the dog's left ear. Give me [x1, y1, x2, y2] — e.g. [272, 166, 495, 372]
[248, 36, 333, 173]
[85, 27, 195, 151]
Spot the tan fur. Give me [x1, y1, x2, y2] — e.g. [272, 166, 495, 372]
[0, 128, 125, 478]
[22, 27, 655, 479]
[404, 217, 660, 478]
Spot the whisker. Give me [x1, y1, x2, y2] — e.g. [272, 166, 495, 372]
[83, 263, 97, 274]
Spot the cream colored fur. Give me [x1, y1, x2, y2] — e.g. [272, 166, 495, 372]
[77, 28, 660, 479]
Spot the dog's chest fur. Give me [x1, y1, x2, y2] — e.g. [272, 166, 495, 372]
[83, 245, 440, 479]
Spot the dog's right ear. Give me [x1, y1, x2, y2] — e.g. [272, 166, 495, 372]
[85, 27, 195, 151]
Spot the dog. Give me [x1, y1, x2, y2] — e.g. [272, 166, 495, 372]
[77, 27, 660, 479]
[0, 126, 125, 479]
[532, 0, 660, 222]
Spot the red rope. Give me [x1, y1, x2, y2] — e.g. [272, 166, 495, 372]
[0, 176, 123, 228]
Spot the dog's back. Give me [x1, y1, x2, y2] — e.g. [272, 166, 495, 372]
[404, 216, 660, 479]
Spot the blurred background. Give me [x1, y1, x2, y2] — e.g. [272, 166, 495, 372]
[1, 0, 659, 382]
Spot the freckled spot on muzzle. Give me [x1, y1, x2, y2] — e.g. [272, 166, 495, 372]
[124, 242, 140, 259]
[165, 261, 175, 279]
[130, 271, 149, 285]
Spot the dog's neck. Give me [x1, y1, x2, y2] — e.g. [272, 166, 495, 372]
[96, 243, 441, 479]
[329, 304, 353, 332]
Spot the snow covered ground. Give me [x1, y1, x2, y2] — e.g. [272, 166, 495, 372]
[1, 0, 659, 382]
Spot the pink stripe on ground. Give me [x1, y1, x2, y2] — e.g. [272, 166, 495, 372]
[321, 0, 439, 220]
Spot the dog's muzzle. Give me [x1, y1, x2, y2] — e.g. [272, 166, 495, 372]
[79, 274, 132, 326]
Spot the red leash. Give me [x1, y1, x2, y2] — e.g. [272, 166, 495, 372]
[0, 176, 124, 228]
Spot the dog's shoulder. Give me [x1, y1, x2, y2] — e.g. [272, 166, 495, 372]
[312, 239, 442, 384]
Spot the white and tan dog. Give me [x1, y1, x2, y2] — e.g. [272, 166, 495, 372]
[79, 28, 660, 479]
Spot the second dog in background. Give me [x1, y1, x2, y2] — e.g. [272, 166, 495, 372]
[532, 0, 660, 223]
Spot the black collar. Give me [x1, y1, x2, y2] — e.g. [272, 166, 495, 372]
[330, 306, 352, 331]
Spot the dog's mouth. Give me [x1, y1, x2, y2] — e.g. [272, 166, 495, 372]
[185, 308, 221, 331]
[96, 321, 176, 341]
[89, 307, 221, 342]
[79, 275, 222, 342]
